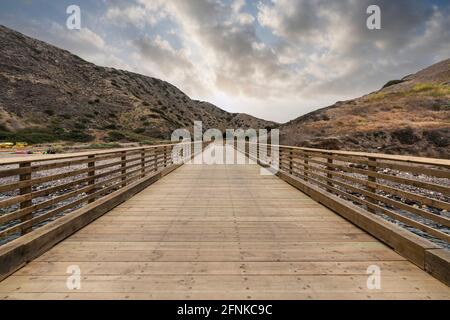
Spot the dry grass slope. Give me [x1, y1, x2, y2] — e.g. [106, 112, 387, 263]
[280, 59, 450, 158]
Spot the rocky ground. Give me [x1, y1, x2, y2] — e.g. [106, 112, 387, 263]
[305, 164, 450, 248]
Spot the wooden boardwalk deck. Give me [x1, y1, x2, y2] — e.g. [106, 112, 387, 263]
[1, 155, 449, 299]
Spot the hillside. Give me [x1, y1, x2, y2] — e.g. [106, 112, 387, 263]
[1, 25, 448, 158]
[0, 25, 276, 144]
[280, 59, 450, 158]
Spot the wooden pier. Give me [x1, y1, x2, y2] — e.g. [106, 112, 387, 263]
[0, 143, 449, 299]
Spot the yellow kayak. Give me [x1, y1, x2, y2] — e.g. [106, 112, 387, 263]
[15, 142, 28, 148]
[0, 142, 14, 148]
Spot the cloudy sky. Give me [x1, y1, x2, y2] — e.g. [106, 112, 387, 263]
[1, 0, 449, 122]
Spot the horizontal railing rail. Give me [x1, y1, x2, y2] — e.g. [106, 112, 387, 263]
[240, 142, 450, 248]
[0, 142, 206, 245]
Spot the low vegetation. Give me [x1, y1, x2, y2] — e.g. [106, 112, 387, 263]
[366, 92, 386, 102]
[85, 142, 121, 149]
[106, 130, 151, 143]
[412, 83, 450, 97]
[382, 79, 405, 88]
[0, 127, 94, 144]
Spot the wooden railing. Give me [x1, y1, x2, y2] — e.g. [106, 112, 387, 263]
[240, 142, 450, 247]
[0, 142, 203, 245]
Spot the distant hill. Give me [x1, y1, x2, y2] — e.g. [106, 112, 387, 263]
[279, 59, 450, 158]
[0, 25, 276, 144]
[1, 25, 448, 157]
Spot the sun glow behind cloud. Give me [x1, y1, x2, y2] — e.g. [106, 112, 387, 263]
[1, 0, 449, 122]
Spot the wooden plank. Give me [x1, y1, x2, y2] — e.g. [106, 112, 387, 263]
[0, 164, 182, 281]
[277, 171, 440, 268]
[11, 260, 426, 277]
[251, 142, 450, 167]
[0, 142, 190, 165]
[2, 291, 449, 300]
[0, 145, 448, 299]
[425, 249, 450, 286]
[0, 275, 448, 294]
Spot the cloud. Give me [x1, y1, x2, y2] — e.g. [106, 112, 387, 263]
[44, 22, 128, 69]
[131, 33, 212, 96]
[134, 35, 193, 74]
[258, 0, 329, 43]
[113, 0, 450, 120]
[255, 0, 450, 99]
[3, 0, 449, 122]
[4, 19, 129, 70]
[158, 0, 302, 98]
[105, 1, 167, 28]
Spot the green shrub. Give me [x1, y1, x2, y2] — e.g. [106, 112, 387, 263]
[86, 143, 121, 149]
[59, 114, 71, 119]
[74, 122, 87, 130]
[50, 126, 65, 135]
[62, 130, 94, 142]
[150, 108, 164, 115]
[366, 92, 386, 101]
[134, 127, 145, 134]
[103, 124, 118, 130]
[0, 127, 94, 144]
[412, 83, 450, 97]
[382, 80, 404, 89]
[106, 131, 126, 141]
[0, 128, 57, 144]
[413, 83, 435, 92]
[44, 109, 55, 116]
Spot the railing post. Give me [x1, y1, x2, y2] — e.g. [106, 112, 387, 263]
[164, 146, 168, 167]
[326, 153, 333, 192]
[141, 148, 146, 178]
[367, 157, 377, 213]
[87, 155, 96, 203]
[289, 150, 293, 175]
[168, 146, 173, 166]
[279, 149, 284, 170]
[304, 153, 309, 182]
[180, 145, 184, 163]
[19, 162, 32, 235]
[121, 151, 127, 187]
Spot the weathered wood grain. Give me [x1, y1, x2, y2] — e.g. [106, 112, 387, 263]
[0, 151, 448, 299]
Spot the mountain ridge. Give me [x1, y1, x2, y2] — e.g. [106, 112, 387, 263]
[0, 24, 276, 144]
[279, 59, 450, 158]
[0, 24, 449, 157]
